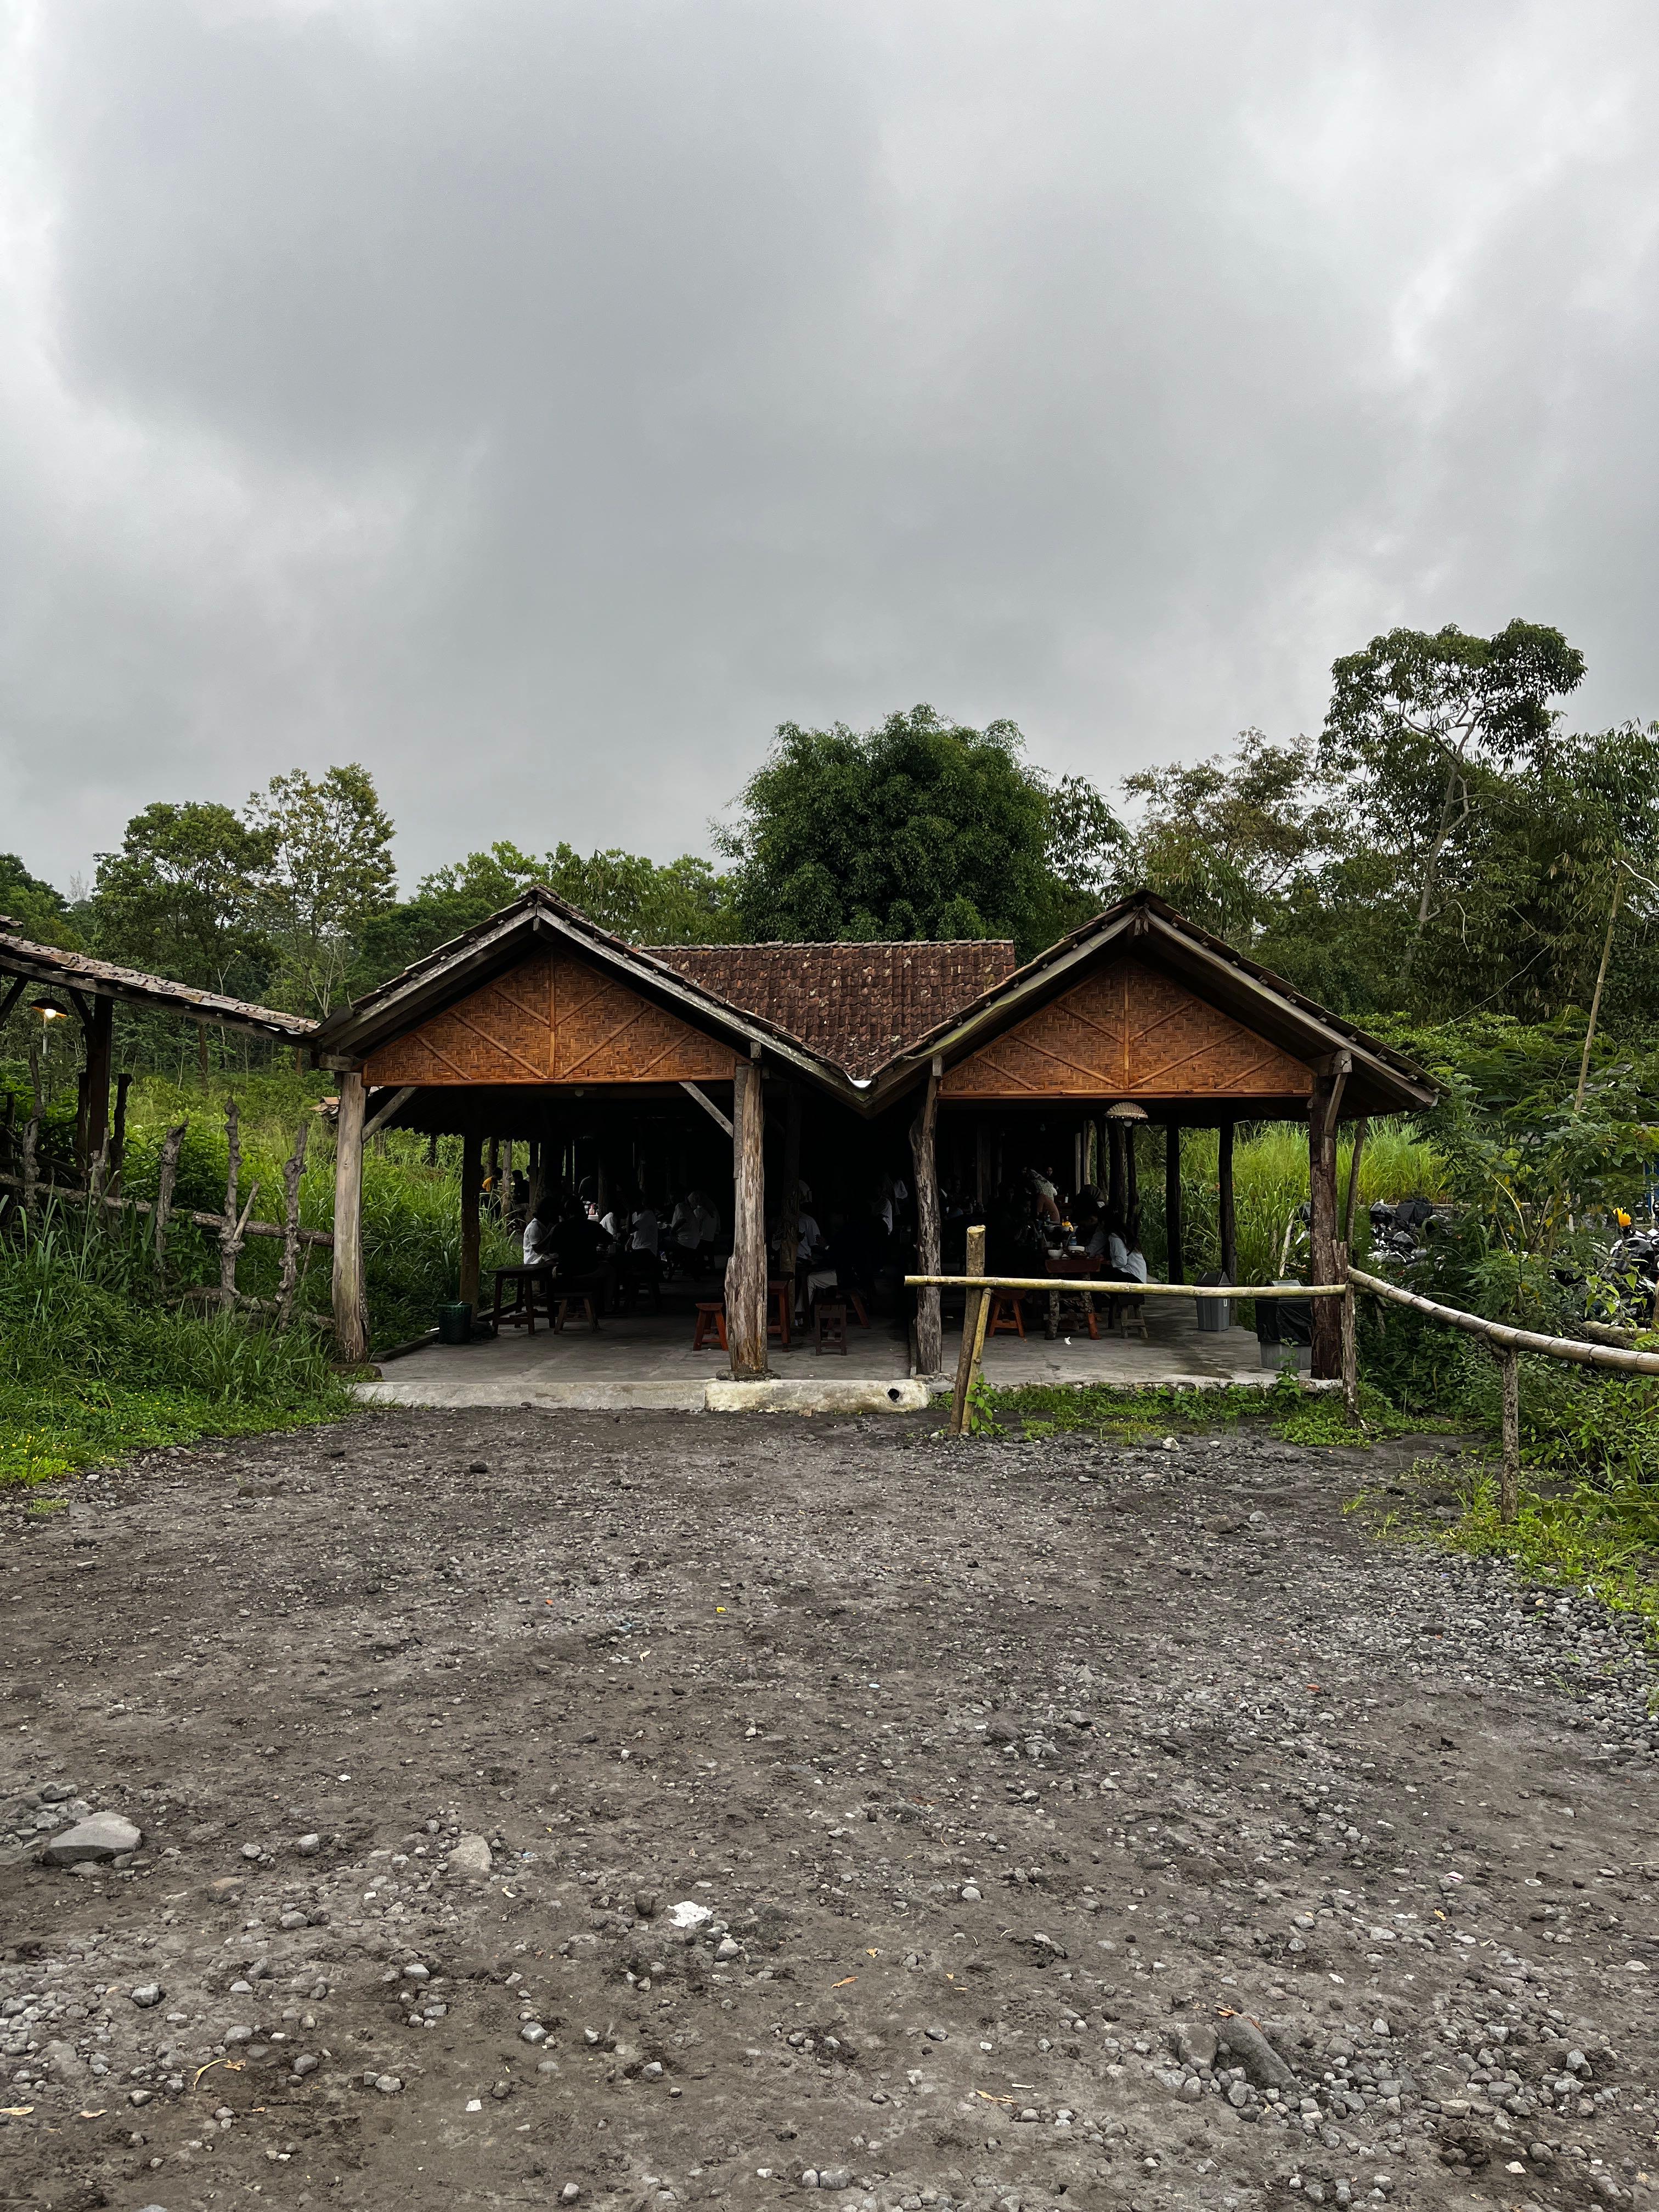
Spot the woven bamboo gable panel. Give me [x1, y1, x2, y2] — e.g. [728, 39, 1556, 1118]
[939, 957, 1314, 1101]
[363, 950, 738, 1087]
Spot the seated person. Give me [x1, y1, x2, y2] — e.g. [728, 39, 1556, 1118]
[1103, 1214, 1149, 1283]
[549, 1200, 605, 1279]
[523, 1194, 559, 1266]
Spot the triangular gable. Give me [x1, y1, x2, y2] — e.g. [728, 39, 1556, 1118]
[362, 948, 740, 1087]
[938, 955, 1314, 1101]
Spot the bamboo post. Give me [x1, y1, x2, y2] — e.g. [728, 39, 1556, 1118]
[331, 1070, 369, 1363]
[22, 1037, 43, 1222]
[1164, 1123, 1184, 1284]
[1125, 1119, 1141, 1239]
[275, 1117, 310, 1329]
[1498, 1348, 1520, 1526]
[153, 1122, 185, 1283]
[217, 1097, 242, 1308]
[909, 1059, 943, 1376]
[1339, 1245, 1359, 1427]
[725, 1052, 769, 1379]
[949, 1224, 988, 1436]
[1218, 1116, 1237, 1282]
[459, 1128, 483, 1313]
[1308, 1060, 1347, 1381]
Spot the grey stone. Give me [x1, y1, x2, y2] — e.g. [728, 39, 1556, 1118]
[1218, 2014, 1297, 2092]
[42, 2039, 87, 2085]
[239, 1842, 262, 1861]
[41, 1813, 141, 1866]
[448, 1834, 493, 1878]
[715, 1936, 740, 1961]
[296, 1833, 321, 1856]
[375, 2073, 403, 2094]
[960, 1884, 982, 1902]
[520, 2022, 547, 2044]
[130, 1984, 162, 2008]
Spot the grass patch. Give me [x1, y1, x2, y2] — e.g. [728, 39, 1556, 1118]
[0, 1376, 349, 1486]
[1362, 1452, 1659, 1646]
[975, 1372, 1406, 1444]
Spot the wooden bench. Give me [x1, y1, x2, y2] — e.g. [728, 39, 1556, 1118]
[489, 1262, 555, 1334]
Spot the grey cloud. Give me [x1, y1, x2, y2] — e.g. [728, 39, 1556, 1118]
[4, 0, 1657, 890]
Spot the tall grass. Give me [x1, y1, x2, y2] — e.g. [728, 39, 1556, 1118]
[0, 1194, 349, 1485]
[1138, 1116, 1447, 1281]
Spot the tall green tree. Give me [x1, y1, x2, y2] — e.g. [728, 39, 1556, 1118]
[244, 765, 397, 1015]
[1319, 619, 1587, 961]
[719, 706, 1121, 959]
[0, 854, 80, 950]
[91, 803, 276, 995]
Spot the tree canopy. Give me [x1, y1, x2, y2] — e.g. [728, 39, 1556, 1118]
[718, 706, 1122, 960]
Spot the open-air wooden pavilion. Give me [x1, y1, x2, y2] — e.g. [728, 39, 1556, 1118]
[307, 888, 1434, 1384]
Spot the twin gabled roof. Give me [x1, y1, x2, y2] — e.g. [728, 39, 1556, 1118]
[308, 885, 1433, 1118]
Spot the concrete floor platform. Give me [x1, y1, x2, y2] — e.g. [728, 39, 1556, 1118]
[356, 1298, 1303, 1412]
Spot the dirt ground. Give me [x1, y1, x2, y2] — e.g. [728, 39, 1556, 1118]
[1, 1408, 1656, 2212]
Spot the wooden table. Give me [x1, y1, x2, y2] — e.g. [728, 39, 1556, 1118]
[489, 1262, 556, 1334]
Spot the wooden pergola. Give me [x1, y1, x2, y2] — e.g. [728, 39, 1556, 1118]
[308, 889, 1433, 1380]
[0, 921, 314, 1177]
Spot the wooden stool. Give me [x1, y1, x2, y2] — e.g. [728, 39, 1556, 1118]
[815, 1300, 848, 1355]
[693, 1301, 727, 1351]
[490, 1262, 554, 1334]
[1053, 1286, 1100, 1340]
[554, 1291, 599, 1333]
[986, 1290, 1025, 1339]
[766, 1279, 792, 1347]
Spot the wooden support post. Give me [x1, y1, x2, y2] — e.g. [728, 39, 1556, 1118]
[949, 1224, 988, 1436]
[910, 1060, 943, 1376]
[331, 1070, 369, 1363]
[1342, 1116, 1369, 1249]
[276, 1118, 310, 1329]
[1498, 1348, 1520, 1526]
[1164, 1123, 1184, 1284]
[974, 1123, 991, 1212]
[726, 1053, 769, 1378]
[153, 1122, 185, 1282]
[81, 994, 113, 1176]
[1340, 1245, 1359, 1426]
[110, 1070, 131, 1196]
[778, 1086, 802, 1283]
[1107, 1119, 1126, 1226]
[459, 1130, 483, 1313]
[1218, 1116, 1237, 1282]
[1308, 1062, 1347, 1381]
[1125, 1121, 1141, 1239]
[218, 1097, 252, 1309]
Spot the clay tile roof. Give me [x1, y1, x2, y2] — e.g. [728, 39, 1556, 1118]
[643, 940, 1019, 1081]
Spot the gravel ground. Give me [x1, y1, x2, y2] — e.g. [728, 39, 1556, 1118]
[1, 1409, 1655, 2212]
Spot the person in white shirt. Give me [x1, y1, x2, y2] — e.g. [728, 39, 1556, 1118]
[629, 1204, 660, 1256]
[523, 1195, 558, 1266]
[1106, 1223, 1149, 1282]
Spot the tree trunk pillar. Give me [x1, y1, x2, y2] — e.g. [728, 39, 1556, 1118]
[726, 1053, 769, 1378]
[778, 1086, 803, 1283]
[910, 1061, 943, 1376]
[331, 1070, 370, 1364]
[1308, 1063, 1346, 1380]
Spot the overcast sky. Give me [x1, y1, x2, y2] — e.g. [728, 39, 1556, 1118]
[4, 0, 1658, 894]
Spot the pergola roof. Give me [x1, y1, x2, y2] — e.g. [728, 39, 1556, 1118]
[647, 939, 1018, 1081]
[869, 890, 1434, 1118]
[0, 927, 315, 1043]
[309, 883, 1432, 1123]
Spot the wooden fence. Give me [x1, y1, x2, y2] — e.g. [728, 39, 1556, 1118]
[0, 1092, 331, 1328]
[912, 1229, 1658, 1527]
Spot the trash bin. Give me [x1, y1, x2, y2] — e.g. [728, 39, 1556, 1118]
[437, 1301, 473, 1345]
[1195, 1269, 1233, 1331]
[1256, 1280, 1311, 1370]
